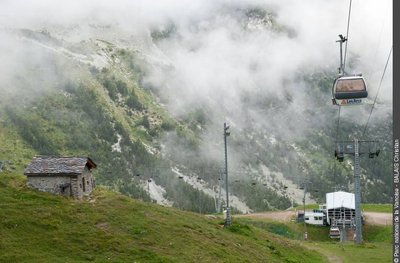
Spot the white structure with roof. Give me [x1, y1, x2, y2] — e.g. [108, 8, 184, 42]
[304, 210, 325, 226]
[325, 191, 356, 226]
[326, 191, 355, 210]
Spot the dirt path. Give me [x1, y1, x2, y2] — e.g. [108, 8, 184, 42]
[302, 243, 343, 263]
[364, 212, 392, 226]
[235, 210, 296, 222]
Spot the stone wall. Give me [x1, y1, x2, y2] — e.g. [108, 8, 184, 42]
[27, 176, 72, 196]
[71, 176, 79, 197]
[77, 167, 94, 197]
[27, 168, 95, 198]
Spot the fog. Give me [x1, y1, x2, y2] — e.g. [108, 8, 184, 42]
[0, 0, 392, 153]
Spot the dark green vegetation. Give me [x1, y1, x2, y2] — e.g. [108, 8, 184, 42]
[0, 174, 327, 263]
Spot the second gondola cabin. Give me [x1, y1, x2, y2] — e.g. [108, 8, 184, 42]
[332, 75, 368, 105]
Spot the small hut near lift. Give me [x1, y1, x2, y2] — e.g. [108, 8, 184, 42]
[24, 156, 97, 198]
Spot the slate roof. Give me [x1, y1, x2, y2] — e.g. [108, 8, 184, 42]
[24, 156, 96, 176]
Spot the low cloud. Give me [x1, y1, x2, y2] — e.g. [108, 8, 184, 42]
[0, 0, 392, 145]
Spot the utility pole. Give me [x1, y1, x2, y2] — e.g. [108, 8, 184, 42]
[303, 186, 306, 240]
[224, 122, 231, 227]
[217, 169, 223, 213]
[300, 181, 312, 240]
[335, 140, 380, 244]
[336, 34, 347, 76]
[340, 204, 347, 243]
[354, 139, 362, 244]
[197, 177, 202, 214]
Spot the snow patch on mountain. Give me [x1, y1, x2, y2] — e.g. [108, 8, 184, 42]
[111, 133, 122, 153]
[260, 165, 315, 205]
[146, 180, 174, 206]
[172, 167, 252, 213]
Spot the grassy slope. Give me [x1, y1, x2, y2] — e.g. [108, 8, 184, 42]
[236, 216, 392, 263]
[0, 174, 327, 263]
[315, 242, 391, 263]
[362, 204, 392, 213]
[0, 125, 36, 175]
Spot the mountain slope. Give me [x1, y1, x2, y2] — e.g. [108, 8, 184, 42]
[1, 28, 296, 213]
[0, 174, 326, 263]
[0, 3, 392, 213]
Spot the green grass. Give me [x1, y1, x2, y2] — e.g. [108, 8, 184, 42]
[0, 124, 36, 175]
[293, 204, 319, 211]
[363, 224, 392, 243]
[294, 203, 392, 213]
[315, 242, 391, 263]
[237, 218, 331, 242]
[0, 174, 327, 263]
[362, 203, 392, 213]
[236, 215, 392, 263]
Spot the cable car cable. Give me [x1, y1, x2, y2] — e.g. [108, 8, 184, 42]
[332, 1, 369, 104]
[335, 107, 341, 141]
[343, 0, 353, 73]
[361, 46, 392, 138]
[332, 0, 353, 188]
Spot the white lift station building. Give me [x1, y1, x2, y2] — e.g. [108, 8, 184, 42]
[326, 191, 356, 227]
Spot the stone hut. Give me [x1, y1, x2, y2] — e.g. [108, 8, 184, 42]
[24, 156, 97, 198]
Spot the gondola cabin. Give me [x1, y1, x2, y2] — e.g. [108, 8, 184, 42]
[332, 75, 368, 106]
[329, 226, 341, 239]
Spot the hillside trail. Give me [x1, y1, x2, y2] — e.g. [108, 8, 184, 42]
[235, 210, 295, 222]
[302, 243, 343, 263]
[364, 212, 392, 226]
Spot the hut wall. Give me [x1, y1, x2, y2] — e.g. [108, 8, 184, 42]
[27, 172, 94, 198]
[77, 167, 94, 197]
[71, 176, 80, 197]
[27, 176, 72, 196]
